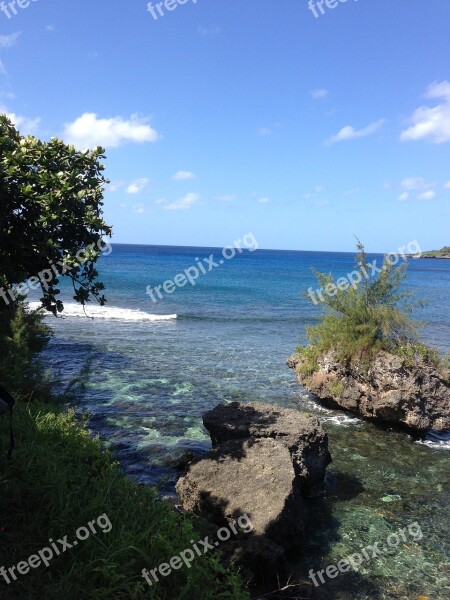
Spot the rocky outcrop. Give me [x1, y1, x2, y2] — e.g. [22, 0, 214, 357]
[203, 401, 331, 489]
[177, 437, 307, 547]
[176, 401, 331, 572]
[288, 350, 450, 431]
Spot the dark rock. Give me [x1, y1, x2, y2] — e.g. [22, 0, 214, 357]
[171, 452, 196, 472]
[176, 437, 307, 550]
[288, 350, 450, 431]
[203, 401, 331, 488]
[223, 536, 286, 582]
[176, 401, 331, 576]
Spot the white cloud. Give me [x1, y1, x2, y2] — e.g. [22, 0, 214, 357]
[63, 112, 160, 149]
[46, 25, 55, 32]
[258, 197, 270, 204]
[108, 180, 125, 192]
[214, 195, 237, 202]
[342, 187, 360, 197]
[163, 192, 200, 211]
[311, 88, 329, 100]
[172, 170, 195, 181]
[126, 178, 149, 194]
[400, 177, 433, 191]
[0, 32, 21, 48]
[443, 181, 450, 189]
[2, 108, 41, 134]
[154, 198, 166, 205]
[0, 60, 7, 75]
[325, 119, 385, 145]
[400, 81, 450, 144]
[303, 186, 324, 200]
[398, 177, 437, 200]
[120, 202, 146, 214]
[418, 190, 436, 201]
[313, 199, 330, 207]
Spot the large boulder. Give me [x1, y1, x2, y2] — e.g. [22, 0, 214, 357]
[288, 350, 450, 431]
[203, 401, 331, 489]
[176, 401, 331, 573]
[176, 437, 307, 549]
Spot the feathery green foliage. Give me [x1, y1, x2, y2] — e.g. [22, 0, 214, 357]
[301, 241, 424, 364]
[0, 301, 52, 397]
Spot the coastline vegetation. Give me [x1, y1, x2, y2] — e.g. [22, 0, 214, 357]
[0, 115, 111, 315]
[0, 299, 250, 599]
[296, 241, 448, 374]
[420, 245, 450, 259]
[0, 115, 249, 599]
[0, 394, 249, 599]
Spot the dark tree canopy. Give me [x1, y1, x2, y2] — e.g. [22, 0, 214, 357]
[0, 115, 112, 314]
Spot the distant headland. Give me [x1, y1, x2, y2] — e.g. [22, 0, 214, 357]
[412, 245, 450, 259]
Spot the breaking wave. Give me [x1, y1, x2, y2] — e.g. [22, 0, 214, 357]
[29, 302, 177, 322]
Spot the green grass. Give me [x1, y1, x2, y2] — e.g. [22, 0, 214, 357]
[328, 380, 345, 397]
[0, 399, 250, 600]
[294, 345, 320, 376]
[393, 341, 449, 371]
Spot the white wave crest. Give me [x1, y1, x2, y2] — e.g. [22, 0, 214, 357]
[28, 302, 177, 322]
[416, 431, 450, 450]
[295, 392, 363, 427]
[416, 439, 450, 450]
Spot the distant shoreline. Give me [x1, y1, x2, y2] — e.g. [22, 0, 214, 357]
[409, 246, 450, 259]
[409, 255, 450, 259]
[420, 255, 450, 259]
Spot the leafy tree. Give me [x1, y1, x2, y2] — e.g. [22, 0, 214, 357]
[301, 240, 423, 364]
[0, 115, 112, 396]
[0, 114, 112, 315]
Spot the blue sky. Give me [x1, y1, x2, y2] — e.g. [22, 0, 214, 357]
[1, 0, 449, 252]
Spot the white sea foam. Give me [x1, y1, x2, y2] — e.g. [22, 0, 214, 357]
[416, 431, 450, 450]
[416, 439, 450, 450]
[319, 413, 362, 427]
[297, 392, 362, 427]
[28, 302, 177, 322]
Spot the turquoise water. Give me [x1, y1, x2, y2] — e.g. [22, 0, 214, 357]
[37, 245, 450, 599]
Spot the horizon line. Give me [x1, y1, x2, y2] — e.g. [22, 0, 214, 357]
[106, 241, 418, 255]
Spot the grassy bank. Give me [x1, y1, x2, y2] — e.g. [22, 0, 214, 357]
[0, 398, 249, 600]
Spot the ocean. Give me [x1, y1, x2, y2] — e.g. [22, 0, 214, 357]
[34, 244, 450, 599]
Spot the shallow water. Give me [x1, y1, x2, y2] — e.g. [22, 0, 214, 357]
[297, 393, 450, 599]
[36, 245, 450, 599]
